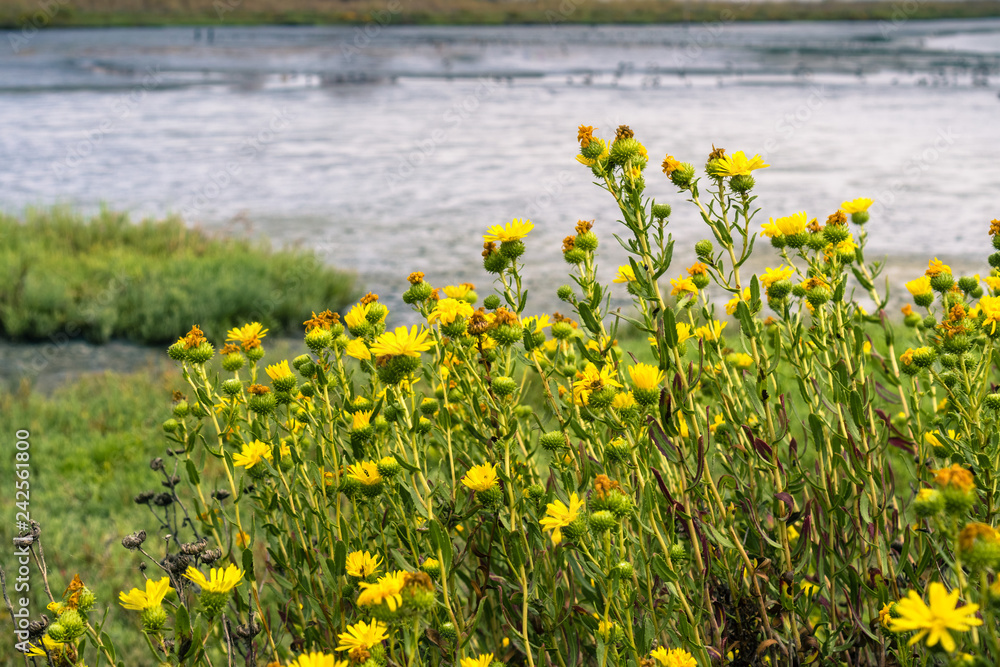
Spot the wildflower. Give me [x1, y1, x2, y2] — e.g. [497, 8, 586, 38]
[227, 322, 268, 350]
[182, 325, 207, 349]
[840, 198, 873, 214]
[572, 363, 622, 406]
[288, 653, 348, 667]
[670, 274, 698, 297]
[888, 582, 982, 652]
[978, 294, 1000, 334]
[345, 340, 371, 361]
[462, 463, 499, 492]
[661, 154, 682, 176]
[357, 571, 407, 611]
[906, 276, 933, 296]
[184, 564, 244, 594]
[687, 262, 708, 276]
[443, 283, 475, 299]
[521, 314, 551, 334]
[991, 219, 1000, 236]
[461, 654, 494, 667]
[650, 647, 697, 667]
[614, 265, 637, 283]
[924, 430, 957, 452]
[714, 150, 769, 177]
[628, 363, 664, 390]
[344, 303, 372, 330]
[878, 602, 896, 629]
[695, 320, 727, 342]
[119, 577, 173, 611]
[347, 461, 382, 486]
[540, 493, 584, 545]
[760, 265, 795, 288]
[429, 298, 474, 326]
[725, 288, 751, 315]
[577, 125, 595, 147]
[925, 258, 952, 277]
[232, 440, 273, 470]
[984, 276, 1000, 292]
[761, 212, 808, 238]
[726, 352, 753, 368]
[675, 322, 694, 345]
[611, 392, 637, 411]
[303, 310, 339, 332]
[577, 138, 609, 166]
[265, 360, 292, 381]
[932, 464, 975, 493]
[370, 326, 434, 358]
[484, 219, 534, 243]
[336, 619, 389, 653]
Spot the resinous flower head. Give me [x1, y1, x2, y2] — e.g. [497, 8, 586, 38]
[227, 322, 268, 350]
[336, 619, 389, 653]
[460, 654, 495, 667]
[614, 265, 637, 283]
[346, 550, 382, 578]
[714, 150, 769, 177]
[461, 463, 499, 492]
[669, 274, 698, 297]
[184, 564, 245, 594]
[628, 363, 664, 391]
[572, 363, 622, 406]
[650, 647, 697, 667]
[347, 461, 382, 486]
[357, 570, 407, 611]
[483, 219, 534, 243]
[888, 582, 982, 652]
[288, 652, 348, 667]
[761, 212, 808, 238]
[540, 492, 584, 545]
[428, 298, 474, 326]
[232, 440, 273, 470]
[370, 326, 434, 358]
[119, 576, 173, 611]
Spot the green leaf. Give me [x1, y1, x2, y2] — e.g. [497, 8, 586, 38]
[334, 541, 347, 576]
[185, 459, 200, 485]
[242, 548, 256, 582]
[429, 519, 453, 573]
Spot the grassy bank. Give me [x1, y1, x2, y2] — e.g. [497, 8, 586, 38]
[0, 208, 356, 345]
[3, 0, 1000, 28]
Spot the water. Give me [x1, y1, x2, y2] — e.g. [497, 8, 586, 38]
[2, 20, 1000, 320]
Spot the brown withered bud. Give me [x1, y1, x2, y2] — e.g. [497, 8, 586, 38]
[149, 457, 165, 471]
[201, 548, 223, 564]
[153, 493, 174, 507]
[28, 617, 49, 639]
[161, 475, 181, 489]
[236, 619, 262, 639]
[180, 538, 208, 556]
[212, 489, 231, 502]
[134, 491, 156, 505]
[13, 535, 34, 548]
[122, 530, 147, 551]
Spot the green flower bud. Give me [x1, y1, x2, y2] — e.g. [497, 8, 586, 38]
[912, 346, 937, 368]
[989, 252, 1000, 269]
[492, 376, 517, 397]
[419, 397, 438, 415]
[822, 225, 850, 244]
[441, 319, 469, 337]
[167, 341, 187, 361]
[958, 276, 979, 293]
[551, 321, 576, 340]
[575, 231, 598, 252]
[904, 313, 923, 328]
[76, 587, 97, 613]
[527, 484, 545, 501]
[767, 280, 792, 300]
[438, 621, 458, 642]
[245, 345, 265, 363]
[806, 286, 831, 307]
[499, 240, 525, 260]
[590, 510, 617, 533]
[562, 516, 589, 543]
[220, 351, 244, 372]
[771, 234, 788, 250]
[728, 174, 755, 193]
[851, 211, 870, 224]
[489, 324, 523, 347]
[694, 239, 713, 259]
[221, 378, 243, 396]
[188, 342, 215, 365]
[587, 387, 617, 410]
[376, 355, 421, 385]
[806, 232, 826, 251]
[292, 354, 312, 371]
[786, 232, 809, 249]
[914, 489, 944, 517]
[416, 417, 433, 435]
[613, 560, 634, 579]
[162, 418, 180, 433]
[306, 327, 333, 352]
[651, 203, 671, 220]
[670, 163, 696, 188]
[248, 392, 276, 416]
[403, 281, 434, 303]
[476, 485, 504, 509]
[605, 437, 631, 464]
[669, 543, 690, 566]
[563, 248, 587, 265]
[57, 608, 86, 640]
[298, 381, 315, 398]
[930, 273, 954, 292]
[984, 393, 1000, 410]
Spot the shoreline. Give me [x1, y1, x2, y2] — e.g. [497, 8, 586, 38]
[4, 1, 1000, 30]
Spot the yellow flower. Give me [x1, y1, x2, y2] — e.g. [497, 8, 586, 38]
[265, 360, 293, 381]
[650, 647, 697, 667]
[287, 652, 348, 667]
[978, 294, 1000, 334]
[614, 265, 637, 283]
[462, 463, 499, 492]
[695, 320, 727, 342]
[25, 636, 64, 657]
[725, 352, 753, 368]
[760, 265, 794, 288]
[345, 339, 371, 361]
[676, 414, 689, 438]
[661, 154, 682, 175]
[336, 619, 389, 652]
[183, 564, 245, 594]
[429, 298, 474, 326]
[227, 322, 268, 350]
[715, 150, 769, 177]
[484, 218, 534, 243]
[670, 274, 698, 297]
[443, 283, 474, 299]
[925, 258, 952, 277]
[357, 571, 407, 611]
[344, 302, 373, 329]
[540, 493, 584, 545]
[119, 577, 173, 611]
[878, 602, 895, 629]
[983, 276, 1000, 293]
[924, 430, 957, 451]
[932, 464, 975, 493]
[675, 322, 694, 345]
[233, 440, 273, 469]
[906, 276, 932, 296]
[628, 363, 664, 390]
[611, 392, 637, 410]
[347, 461, 382, 486]
[370, 326, 434, 358]
[761, 212, 807, 238]
[460, 654, 494, 667]
[709, 413, 726, 434]
[352, 410, 373, 431]
[725, 288, 751, 315]
[840, 197, 874, 214]
[577, 138, 609, 166]
[889, 582, 982, 652]
[521, 314, 551, 333]
[572, 363, 622, 406]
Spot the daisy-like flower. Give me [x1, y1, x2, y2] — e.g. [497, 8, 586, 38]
[370, 326, 434, 358]
[521, 314, 551, 333]
[675, 322, 694, 345]
[336, 619, 389, 653]
[351, 410, 373, 431]
[714, 150, 769, 177]
[119, 577, 173, 611]
[661, 154, 682, 176]
[539, 493, 584, 545]
[344, 302, 373, 329]
[24, 636, 65, 657]
[345, 551, 382, 578]
[227, 322, 268, 350]
[760, 265, 794, 288]
[357, 571, 407, 611]
[725, 288, 751, 315]
[232, 440, 273, 469]
[977, 295, 1000, 334]
[347, 461, 382, 486]
[483, 219, 534, 243]
[926, 258, 952, 277]
[695, 320, 727, 342]
[906, 276, 933, 296]
[428, 298, 474, 326]
[183, 564, 245, 594]
[840, 197, 874, 214]
[443, 283, 474, 299]
[345, 339, 371, 361]
[761, 212, 808, 238]
[650, 647, 697, 667]
[614, 265, 637, 283]
[572, 363, 622, 406]
[460, 654, 495, 667]
[287, 652, 348, 667]
[670, 274, 698, 297]
[462, 463, 499, 492]
[932, 464, 975, 493]
[889, 582, 982, 652]
[628, 363, 664, 391]
[611, 392, 637, 410]
[265, 360, 293, 381]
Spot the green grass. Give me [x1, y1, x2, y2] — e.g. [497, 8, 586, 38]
[0, 208, 357, 345]
[2, 0, 1000, 28]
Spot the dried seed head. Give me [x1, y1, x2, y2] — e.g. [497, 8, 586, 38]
[212, 489, 231, 502]
[149, 457, 165, 471]
[122, 530, 147, 550]
[153, 493, 174, 507]
[161, 475, 181, 489]
[236, 620, 262, 639]
[201, 548, 223, 564]
[134, 491, 156, 505]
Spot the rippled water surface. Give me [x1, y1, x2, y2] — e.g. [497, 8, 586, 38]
[3, 20, 1000, 312]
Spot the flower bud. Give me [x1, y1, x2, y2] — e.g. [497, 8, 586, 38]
[563, 247, 587, 265]
[904, 312, 922, 328]
[416, 417, 433, 435]
[822, 225, 850, 244]
[483, 294, 501, 310]
[527, 484, 545, 500]
[670, 163, 695, 188]
[492, 376, 517, 397]
[551, 321, 576, 340]
[590, 510, 617, 533]
[419, 397, 438, 415]
[575, 231, 598, 252]
[669, 543, 690, 566]
[403, 281, 434, 303]
[420, 558, 441, 580]
[499, 240, 525, 260]
[188, 342, 215, 365]
[806, 286, 831, 307]
[985, 393, 1000, 410]
[729, 174, 755, 193]
[248, 392, 276, 416]
[57, 609, 86, 640]
[930, 273, 954, 292]
[305, 327, 333, 352]
[914, 488, 943, 517]
[484, 251, 508, 274]
[958, 276, 979, 293]
[476, 485, 504, 509]
[438, 622, 458, 642]
[221, 378, 243, 396]
[167, 341, 187, 361]
[989, 252, 1000, 269]
[540, 431, 565, 452]
[613, 560, 634, 579]
[651, 203, 671, 220]
[162, 419, 180, 433]
[694, 239, 713, 259]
